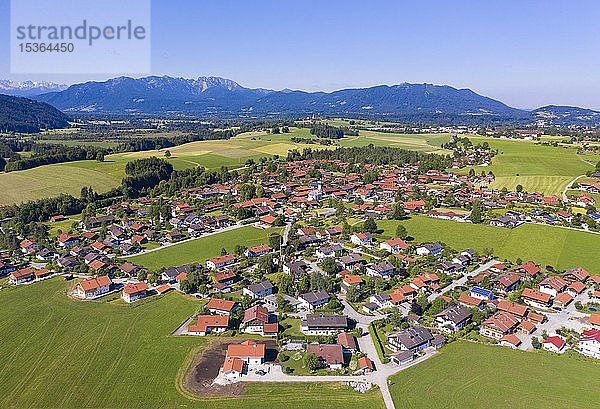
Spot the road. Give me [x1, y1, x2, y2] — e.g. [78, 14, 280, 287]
[562, 174, 586, 202]
[427, 259, 499, 302]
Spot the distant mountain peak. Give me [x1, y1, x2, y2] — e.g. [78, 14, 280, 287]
[0, 79, 68, 97]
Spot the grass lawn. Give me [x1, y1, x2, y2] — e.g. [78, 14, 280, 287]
[389, 341, 600, 409]
[126, 226, 283, 270]
[378, 217, 600, 272]
[0, 278, 384, 409]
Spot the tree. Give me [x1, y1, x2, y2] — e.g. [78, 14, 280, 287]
[363, 217, 378, 233]
[0, 156, 6, 171]
[390, 202, 406, 220]
[304, 352, 320, 372]
[269, 233, 283, 250]
[470, 201, 483, 224]
[516, 184, 523, 193]
[95, 152, 105, 162]
[532, 336, 541, 349]
[346, 286, 361, 303]
[395, 224, 408, 240]
[320, 257, 338, 275]
[164, 150, 171, 158]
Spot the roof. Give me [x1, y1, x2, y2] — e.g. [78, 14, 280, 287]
[581, 329, 600, 343]
[544, 336, 566, 349]
[497, 299, 528, 317]
[227, 340, 266, 359]
[123, 282, 148, 295]
[188, 315, 229, 333]
[299, 290, 330, 304]
[155, 284, 171, 294]
[471, 286, 494, 298]
[389, 326, 433, 350]
[588, 314, 600, 327]
[483, 312, 520, 333]
[459, 293, 484, 307]
[337, 332, 358, 350]
[522, 288, 552, 304]
[500, 334, 522, 346]
[343, 275, 363, 285]
[78, 275, 112, 292]
[247, 280, 273, 294]
[223, 357, 244, 373]
[243, 305, 269, 325]
[358, 356, 375, 370]
[306, 344, 344, 365]
[553, 292, 573, 306]
[248, 243, 271, 253]
[436, 304, 472, 325]
[11, 267, 34, 279]
[208, 254, 235, 265]
[206, 297, 237, 312]
[302, 314, 348, 329]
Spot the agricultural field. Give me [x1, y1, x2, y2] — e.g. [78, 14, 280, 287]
[389, 341, 600, 409]
[463, 136, 594, 195]
[127, 226, 283, 271]
[378, 217, 600, 272]
[0, 278, 383, 409]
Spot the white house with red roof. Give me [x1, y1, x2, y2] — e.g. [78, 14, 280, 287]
[350, 232, 373, 247]
[206, 297, 238, 315]
[122, 282, 149, 303]
[543, 335, 567, 353]
[379, 237, 409, 254]
[579, 329, 600, 359]
[206, 254, 236, 270]
[75, 275, 112, 299]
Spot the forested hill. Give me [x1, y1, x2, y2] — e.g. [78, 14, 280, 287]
[0, 94, 70, 133]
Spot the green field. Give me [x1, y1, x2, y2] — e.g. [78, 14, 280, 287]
[127, 226, 283, 270]
[0, 279, 383, 409]
[463, 137, 594, 195]
[378, 217, 600, 272]
[389, 341, 600, 409]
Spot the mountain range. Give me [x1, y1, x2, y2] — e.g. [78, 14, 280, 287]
[2, 76, 599, 126]
[0, 80, 68, 97]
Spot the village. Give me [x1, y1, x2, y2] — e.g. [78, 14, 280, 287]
[1, 147, 600, 404]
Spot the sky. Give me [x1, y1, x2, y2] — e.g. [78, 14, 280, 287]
[1, 0, 600, 109]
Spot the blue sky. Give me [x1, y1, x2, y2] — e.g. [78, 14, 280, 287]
[1, 0, 600, 109]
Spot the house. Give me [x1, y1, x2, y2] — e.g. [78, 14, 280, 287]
[9, 268, 35, 285]
[491, 273, 521, 294]
[435, 304, 472, 333]
[566, 281, 585, 297]
[245, 244, 271, 258]
[226, 340, 265, 365]
[379, 238, 409, 254]
[470, 286, 495, 301]
[499, 334, 522, 349]
[341, 274, 363, 293]
[306, 344, 344, 370]
[206, 298, 238, 315]
[339, 253, 365, 270]
[514, 262, 541, 280]
[496, 299, 528, 320]
[298, 290, 330, 310]
[521, 288, 552, 309]
[122, 282, 149, 303]
[490, 216, 522, 228]
[243, 281, 274, 299]
[75, 275, 112, 299]
[283, 260, 310, 277]
[458, 293, 485, 310]
[187, 315, 229, 335]
[366, 260, 396, 279]
[316, 244, 345, 260]
[480, 312, 520, 339]
[578, 329, 600, 359]
[350, 232, 373, 247]
[416, 243, 443, 256]
[301, 314, 348, 336]
[337, 332, 358, 352]
[20, 239, 37, 254]
[370, 292, 392, 309]
[552, 292, 573, 310]
[563, 267, 590, 283]
[543, 336, 566, 353]
[0, 261, 16, 277]
[206, 254, 236, 270]
[388, 326, 433, 352]
[57, 233, 79, 248]
[242, 305, 278, 336]
[223, 356, 244, 379]
[390, 350, 414, 365]
[539, 276, 568, 298]
[358, 356, 375, 373]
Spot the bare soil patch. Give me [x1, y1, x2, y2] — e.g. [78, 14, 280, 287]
[183, 337, 278, 397]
